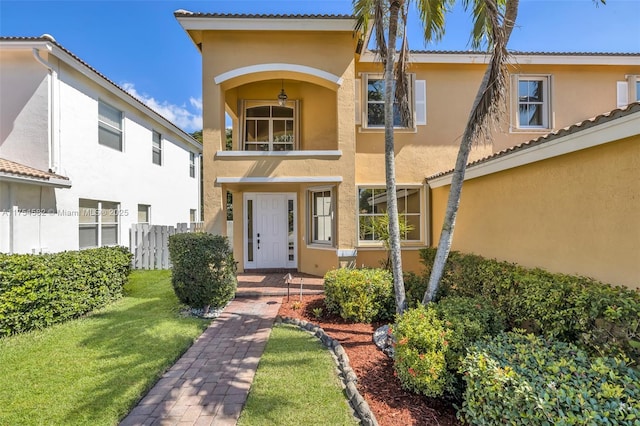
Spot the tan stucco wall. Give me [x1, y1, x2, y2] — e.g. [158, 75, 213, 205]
[194, 22, 639, 278]
[430, 135, 640, 290]
[356, 249, 424, 273]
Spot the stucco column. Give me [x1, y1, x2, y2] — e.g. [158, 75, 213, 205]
[203, 77, 226, 235]
[336, 61, 357, 252]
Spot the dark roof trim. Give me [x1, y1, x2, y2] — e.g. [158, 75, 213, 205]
[410, 49, 640, 56]
[173, 11, 355, 19]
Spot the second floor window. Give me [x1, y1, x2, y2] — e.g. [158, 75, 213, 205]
[516, 76, 551, 129]
[363, 74, 418, 129]
[152, 131, 162, 165]
[189, 152, 195, 178]
[242, 101, 297, 151]
[98, 100, 123, 151]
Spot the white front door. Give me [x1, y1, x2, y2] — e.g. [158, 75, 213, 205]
[244, 193, 296, 270]
[256, 194, 287, 268]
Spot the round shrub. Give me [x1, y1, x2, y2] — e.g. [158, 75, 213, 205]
[393, 304, 450, 397]
[459, 332, 640, 425]
[168, 233, 237, 311]
[393, 296, 505, 398]
[323, 268, 394, 323]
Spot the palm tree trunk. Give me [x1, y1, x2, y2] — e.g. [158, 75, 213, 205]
[385, 0, 407, 314]
[423, 0, 519, 304]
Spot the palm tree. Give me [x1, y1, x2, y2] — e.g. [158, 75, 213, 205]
[421, 0, 605, 303]
[422, 0, 519, 303]
[354, 0, 416, 315]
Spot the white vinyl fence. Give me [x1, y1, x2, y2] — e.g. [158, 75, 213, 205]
[130, 222, 204, 269]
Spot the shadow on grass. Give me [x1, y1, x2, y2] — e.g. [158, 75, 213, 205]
[61, 271, 210, 424]
[115, 296, 283, 424]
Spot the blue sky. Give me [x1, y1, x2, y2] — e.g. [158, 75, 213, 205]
[1, 0, 638, 133]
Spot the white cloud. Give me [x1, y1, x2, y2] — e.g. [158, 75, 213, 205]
[122, 82, 202, 133]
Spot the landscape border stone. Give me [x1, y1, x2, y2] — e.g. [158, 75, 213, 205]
[275, 316, 379, 426]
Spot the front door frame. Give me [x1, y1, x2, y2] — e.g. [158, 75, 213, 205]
[243, 192, 297, 270]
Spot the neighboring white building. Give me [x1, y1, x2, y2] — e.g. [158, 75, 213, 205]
[0, 35, 202, 254]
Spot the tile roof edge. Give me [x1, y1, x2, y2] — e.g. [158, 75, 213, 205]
[173, 11, 355, 19]
[0, 157, 70, 181]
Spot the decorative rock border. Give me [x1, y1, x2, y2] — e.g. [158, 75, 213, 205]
[275, 316, 379, 426]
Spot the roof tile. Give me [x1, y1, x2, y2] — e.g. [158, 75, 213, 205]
[0, 158, 69, 181]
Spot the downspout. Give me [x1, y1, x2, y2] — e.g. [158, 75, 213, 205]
[32, 39, 59, 173]
[8, 184, 14, 254]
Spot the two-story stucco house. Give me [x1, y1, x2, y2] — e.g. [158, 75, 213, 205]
[0, 35, 202, 254]
[175, 12, 639, 288]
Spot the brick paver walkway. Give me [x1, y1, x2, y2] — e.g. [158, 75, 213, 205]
[119, 295, 282, 426]
[120, 272, 323, 426]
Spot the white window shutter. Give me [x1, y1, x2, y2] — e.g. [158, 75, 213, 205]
[617, 81, 629, 108]
[414, 80, 427, 125]
[355, 78, 361, 125]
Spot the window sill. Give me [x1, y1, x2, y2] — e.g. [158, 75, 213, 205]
[216, 150, 342, 159]
[356, 242, 424, 250]
[358, 126, 417, 134]
[509, 127, 552, 134]
[306, 243, 336, 251]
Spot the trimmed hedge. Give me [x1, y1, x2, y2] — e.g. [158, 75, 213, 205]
[0, 246, 131, 337]
[168, 233, 237, 311]
[460, 332, 640, 425]
[323, 268, 394, 323]
[417, 248, 640, 360]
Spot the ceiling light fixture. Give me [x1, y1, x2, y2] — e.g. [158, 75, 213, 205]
[277, 80, 288, 106]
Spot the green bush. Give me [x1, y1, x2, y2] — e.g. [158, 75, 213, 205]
[0, 246, 131, 337]
[168, 233, 237, 311]
[393, 304, 449, 397]
[403, 271, 428, 308]
[323, 268, 394, 323]
[418, 248, 640, 359]
[434, 296, 505, 396]
[459, 332, 640, 425]
[393, 297, 505, 398]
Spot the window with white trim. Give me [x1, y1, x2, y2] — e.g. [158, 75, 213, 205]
[515, 75, 551, 129]
[137, 204, 150, 224]
[189, 152, 195, 178]
[358, 187, 422, 243]
[617, 75, 640, 107]
[190, 209, 197, 223]
[360, 74, 426, 129]
[242, 100, 298, 151]
[308, 188, 334, 245]
[98, 100, 123, 151]
[79, 199, 120, 249]
[152, 131, 162, 165]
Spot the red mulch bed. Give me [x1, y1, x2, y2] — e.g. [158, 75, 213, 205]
[278, 295, 462, 426]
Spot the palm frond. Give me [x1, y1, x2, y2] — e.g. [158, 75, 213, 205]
[415, 0, 454, 42]
[466, 0, 517, 143]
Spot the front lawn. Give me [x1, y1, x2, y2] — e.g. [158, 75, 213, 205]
[0, 270, 209, 425]
[237, 323, 359, 426]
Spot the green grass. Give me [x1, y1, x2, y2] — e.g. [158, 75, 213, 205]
[0, 270, 209, 426]
[237, 324, 358, 426]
